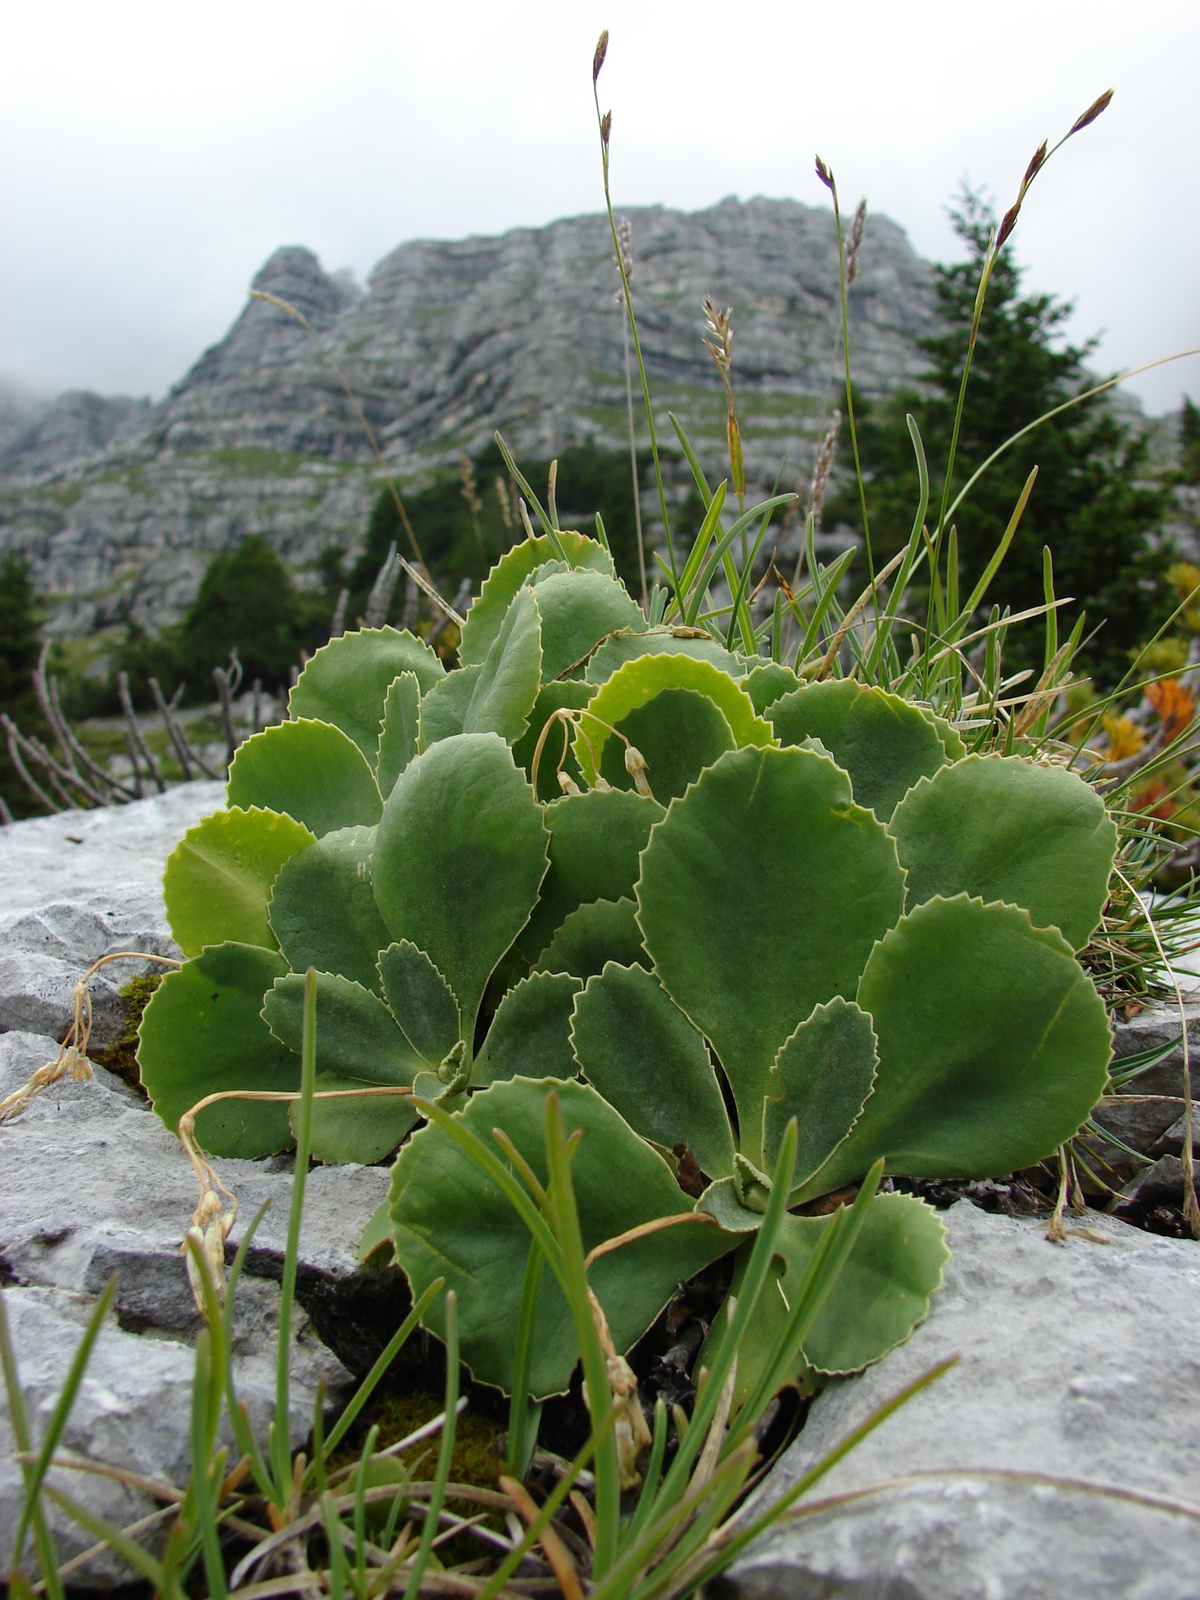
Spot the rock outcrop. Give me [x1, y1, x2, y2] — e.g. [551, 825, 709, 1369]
[0, 198, 939, 636]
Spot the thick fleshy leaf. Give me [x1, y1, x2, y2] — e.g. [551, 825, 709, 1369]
[373, 733, 549, 1039]
[762, 998, 878, 1191]
[888, 754, 1116, 950]
[377, 672, 422, 796]
[926, 709, 967, 761]
[576, 654, 772, 794]
[585, 629, 745, 685]
[138, 942, 296, 1156]
[227, 719, 382, 837]
[264, 971, 421, 1084]
[769, 680, 949, 822]
[419, 666, 479, 747]
[460, 532, 614, 666]
[637, 745, 905, 1166]
[721, 1194, 948, 1404]
[164, 806, 314, 957]
[473, 971, 583, 1085]
[518, 788, 663, 961]
[297, 1071, 418, 1165]
[571, 961, 735, 1181]
[289, 627, 444, 762]
[802, 895, 1113, 1198]
[531, 569, 646, 682]
[743, 662, 799, 714]
[268, 826, 391, 994]
[512, 681, 592, 801]
[377, 942, 461, 1069]
[533, 897, 647, 980]
[461, 584, 542, 741]
[388, 1076, 731, 1395]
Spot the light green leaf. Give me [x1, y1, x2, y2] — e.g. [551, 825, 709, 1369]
[695, 1179, 764, 1233]
[263, 970, 420, 1084]
[473, 972, 583, 1085]
[139, 942, 296, 1157]
[576, 653, 772, 792]
[377, 672, 422, 796]
[388, 1077, 730, 1395]
[373, 732, 549, 1040]
[512, 681, 592, 801]
[530, 569, 646, 682]
[297, 1072, 418, 1165]
[769, 680, 949, 822]
[804, 895, 1113, 1197]
[419, 665, 479, 747]
[164, 806, 314, 957]
[637, 745, 905, 1166]
[925, 708, 968, 761]
[357, 1199, 396, 1264]
[743, 661, 799, 714]
[377, 942, 461, 1070]
[227, 719, 382, 837]
[571, 961, 735, 1180]
[533, 897, 647, 980]
[763, 998, 878, 1192]
[461, 584, 542, 742]
[460, 532, 614, 667]
[585, 629, 745, 685]
[518, 787, 663, 961]
[268, 825, 390, 994]
[723, 1194, 948, 1403]
[888, 753, 1116, 950]
[289, 626, 444, 762]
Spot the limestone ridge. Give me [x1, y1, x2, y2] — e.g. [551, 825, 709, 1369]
[0, 197, 939, 636]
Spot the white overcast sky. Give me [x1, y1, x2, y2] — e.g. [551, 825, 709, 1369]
[1, 0, 1197, 414]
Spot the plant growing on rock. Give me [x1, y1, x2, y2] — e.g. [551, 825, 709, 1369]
[138, 495, 1118, 1409]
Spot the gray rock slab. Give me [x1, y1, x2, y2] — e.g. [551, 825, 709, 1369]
[1, 1282, 349, 1586]
[0, 1030, 397, 1373]
[718, 1201, 1200, 1600]
[0, 783, 224, 1042]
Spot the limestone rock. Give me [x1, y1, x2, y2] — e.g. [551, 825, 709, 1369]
[0, 781, 224, 1042]
[716, 1201, 1200, 1600]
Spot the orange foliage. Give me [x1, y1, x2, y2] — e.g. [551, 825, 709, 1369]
[1145, 678, 1196, 741]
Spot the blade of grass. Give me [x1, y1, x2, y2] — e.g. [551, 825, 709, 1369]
[41, 1487, 168, 1594]
[494, 434, 568, 560]
[506, 1241, 546, 1480]
[400, 1291, 459, 1600]
[269, 967, 317, 1501]
[0, 1291, 68, 1600]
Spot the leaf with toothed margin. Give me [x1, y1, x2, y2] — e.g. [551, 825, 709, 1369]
[268, 826, 391, 995]
[762, 997, 878, 1196]
[743, 661, 799, 714]
[377, 672, 422, 797]
[227, 719, 382, 837]
[387, 1076, 731, 1396]
[533, 897, 647, 981]
[769, 680, 950, 822]
[472, 971, 583, 1085]
[637, 744, 905, 1168]
[138, 942, 297, 1157]
[419, 666, 479, 747]
[263, 971, 424, 1084]
[888, 753, 1116, 951]
[377, 942, 461, 1071]
[570, 961, 736, 1181]
[164, 806, 315, 957]
[707, 1194, 949, 1405]
[297, 1071, 418, 1165]
[795, 894, 1113, 1200]
[529, 568, 646, 682]
[288, 626, 444, 763]
[460, 584, 542, 741]
[372, 733, 549, 1042]
[575, 653, 772, 799]
[459, 532, 614, 666]
[585, 629, 745, 685]
[518, 787, 663, 962]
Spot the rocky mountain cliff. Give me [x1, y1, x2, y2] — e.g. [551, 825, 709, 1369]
[0, 196, 941, 637]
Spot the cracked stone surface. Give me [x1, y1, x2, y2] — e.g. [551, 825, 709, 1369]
[0, 782, 224, 1042]
[716, 1201, 1200, 1600]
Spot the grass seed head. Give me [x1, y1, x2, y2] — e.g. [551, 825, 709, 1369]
[593, 29, 608, 82]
